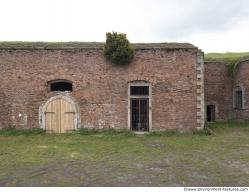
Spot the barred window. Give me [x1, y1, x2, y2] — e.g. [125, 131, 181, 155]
[234, 86, 243, 109]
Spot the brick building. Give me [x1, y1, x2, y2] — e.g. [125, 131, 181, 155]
[205, 58, 249, 122]
[0, 42, 205, 133]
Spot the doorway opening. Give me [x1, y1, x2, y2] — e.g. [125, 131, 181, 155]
[206, 105, 215, 122]
[129, 83, 151, 132]
[131, 98, 149, 131]
[40, 95, 79, 133]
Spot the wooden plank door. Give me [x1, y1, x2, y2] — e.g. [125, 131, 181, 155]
[60, 99, 75, 133]
[45, 98, 75, 133]
[45, 99, 60, 133]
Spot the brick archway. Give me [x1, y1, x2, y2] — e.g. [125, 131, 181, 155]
[39, 95, 80, 132]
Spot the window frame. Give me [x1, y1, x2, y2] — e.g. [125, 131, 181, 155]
[128, 81, 152, 132]
[130, 86, 149, 96]
[233, 85, 244, 110]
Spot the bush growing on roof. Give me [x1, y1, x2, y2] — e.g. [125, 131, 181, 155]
[104, 32, 134, 65]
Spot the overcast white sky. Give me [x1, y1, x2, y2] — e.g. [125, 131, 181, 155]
[0, 0, 249, 53]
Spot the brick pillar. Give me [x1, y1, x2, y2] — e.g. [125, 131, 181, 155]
[196, 51, 205, 129]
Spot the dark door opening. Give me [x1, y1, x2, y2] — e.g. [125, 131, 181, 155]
[206, 105, 215, 122]
[131, 98, 149, 131]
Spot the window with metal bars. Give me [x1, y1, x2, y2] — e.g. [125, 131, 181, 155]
[235, 90, 243, 109]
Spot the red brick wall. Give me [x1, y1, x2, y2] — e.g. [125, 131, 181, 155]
[204, 61, 233, 121]
[0, 48, 199, 131]
[233, 60, 249, 120]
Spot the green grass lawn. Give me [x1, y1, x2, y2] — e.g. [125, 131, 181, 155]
[205, 52, 249, 60]
[205, 52, 249, 63]
[0, 122, 249, 187]
[205, 52, 249, 73]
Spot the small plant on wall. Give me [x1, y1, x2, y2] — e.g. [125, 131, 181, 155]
[104, 32, 134, 65]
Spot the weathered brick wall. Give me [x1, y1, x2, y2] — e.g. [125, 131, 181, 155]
[233, 60, 249, 120]
[0, 47, 200, 131]
[204, 61, 233, 121]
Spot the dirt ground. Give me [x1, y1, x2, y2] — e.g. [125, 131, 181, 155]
[0, 123, 249, 186]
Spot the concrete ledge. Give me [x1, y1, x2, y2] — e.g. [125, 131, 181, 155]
[134, 131, 149, 135]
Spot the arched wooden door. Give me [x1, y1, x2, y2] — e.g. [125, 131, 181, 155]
[45, 98, 76, 133]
